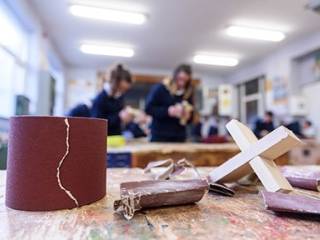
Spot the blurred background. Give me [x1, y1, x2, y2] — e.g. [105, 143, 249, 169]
[1, 0, 320, 168]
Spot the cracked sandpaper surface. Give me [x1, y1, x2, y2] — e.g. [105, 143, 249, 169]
[6, 116, 107, 211]
[56, 118, 79, 207]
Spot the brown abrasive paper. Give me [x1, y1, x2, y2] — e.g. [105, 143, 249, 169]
[281, 166, 320, 192]
[114, 179, 208, 219]
[261, 190, 320, 215]
[6, 116, 107, 211]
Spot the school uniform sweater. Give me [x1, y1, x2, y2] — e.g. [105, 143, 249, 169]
[125, 122, 147, 138]
[145, 83, 193, 142]
[253, 119, 275, 138]
[67, 103, 91, 118]
[91, 89, 124, 136]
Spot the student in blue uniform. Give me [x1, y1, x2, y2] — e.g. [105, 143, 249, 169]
[91, 64, 133, 136]
[67, 101, 92, 118]
[145, 64, 194, 142]
[123, 110, 150, 139]
[253, 111, 275, 138]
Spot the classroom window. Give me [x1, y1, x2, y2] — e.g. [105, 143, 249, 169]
[238, 76, 265, 126]
[0, 3, 29, 117]
[244, 79, 259, 95]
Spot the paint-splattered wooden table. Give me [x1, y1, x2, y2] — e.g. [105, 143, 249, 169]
[0, 168, 319, 240]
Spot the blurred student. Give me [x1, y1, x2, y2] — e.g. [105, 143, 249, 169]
[201, 113, 218, 139]
[302, 120, 317, 139]
[67, 100, 92, 118]
[192, 111, 218, 140]
[91, 64, 133, 136]
[282, 117, 302, 137]
[253, 111, 275, 138]
[191, 112, 202, 142]
[145, 64, 194, 142]
[123, 109, 150, 139]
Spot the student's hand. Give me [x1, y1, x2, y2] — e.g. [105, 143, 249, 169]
[182, 108, 192, 122]
[260, 130, 269, 137]
[119, 109, 134, 124]
[175, 104, 184, 118]
[168, 104, 183, 118]
[168, 106, 177, 118]
[135, 112, 148, 124]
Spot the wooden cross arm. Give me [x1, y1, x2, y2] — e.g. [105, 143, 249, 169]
[208, 122, 302, 188]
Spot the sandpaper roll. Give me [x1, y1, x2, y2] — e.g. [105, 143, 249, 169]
[6, 116, 107, 211]
[261, 190, 320, 215]
[281, 166, 320, 191]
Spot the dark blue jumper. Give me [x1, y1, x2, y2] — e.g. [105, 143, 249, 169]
[145, 83, 193, 142]
[91, 89, 124, 136]
[67, 104, 91, 118]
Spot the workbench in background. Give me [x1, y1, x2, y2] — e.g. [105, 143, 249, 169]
[108, 142, 289, 168]
[1, 168, 319, 240]
[0, 140, 309, 170]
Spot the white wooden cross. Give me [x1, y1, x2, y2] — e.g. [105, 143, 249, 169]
[208, 119, 302, 192]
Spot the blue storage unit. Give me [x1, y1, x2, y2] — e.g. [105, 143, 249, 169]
[107, 152, 131, 168]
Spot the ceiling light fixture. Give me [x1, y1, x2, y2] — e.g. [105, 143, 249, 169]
[226, 25, 285, 42]
[70, 5, 146, 25]
[193, 54, 239, 67]
[80, 44, 134, 57]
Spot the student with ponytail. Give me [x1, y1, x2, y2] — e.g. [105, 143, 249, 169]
[145, 64, 195, 142]
[91, 64, 133, 136]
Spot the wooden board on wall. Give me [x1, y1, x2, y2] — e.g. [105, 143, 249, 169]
[133, 74, 201, 86]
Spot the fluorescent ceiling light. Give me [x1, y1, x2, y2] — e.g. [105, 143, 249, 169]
[193, 54, 239, 67]
[70, 5, 146, 25]
[226, 25, 285, 42]
[80, 44, 134, 57]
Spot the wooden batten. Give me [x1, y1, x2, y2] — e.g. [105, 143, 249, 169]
[209, 119, 302, 192]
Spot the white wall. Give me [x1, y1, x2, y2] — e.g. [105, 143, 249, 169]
[295, 51, 320, 86]
[225, 31, 320, 118]
[65, 68, 98, 110]
[302, 82, 320, 140]
[5, 0, 66, 116]
[223, 30, 320, 139]
[226, 31, 320, 87]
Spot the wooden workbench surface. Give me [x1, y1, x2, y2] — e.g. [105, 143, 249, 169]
[1, 168, 320, 240]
